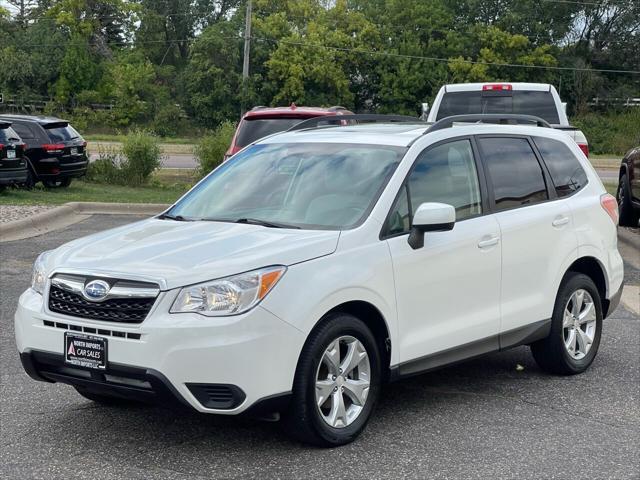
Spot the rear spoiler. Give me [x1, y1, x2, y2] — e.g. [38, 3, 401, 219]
[42, 121, 69, 129]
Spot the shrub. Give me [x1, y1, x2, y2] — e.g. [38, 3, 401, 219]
[572, 110, 640, 155]
[85, 146, 123, 184]
[195, 121, 236, 178]
[87, 131, 162, 186]
[120, 130, 162, 185]
[152, 104, 185, 137]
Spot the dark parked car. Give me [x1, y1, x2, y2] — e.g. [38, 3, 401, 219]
[225, 104, 353, 161]
[0, 121, 28, 190]
[0, 115, 88, 188]
[617, 142, 640, 227]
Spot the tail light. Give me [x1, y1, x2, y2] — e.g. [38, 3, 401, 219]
[483, 84, 512, 91]
[600, 194, 618, 225]
[43, 143, 65, 154]
[578, 143, 589, 157]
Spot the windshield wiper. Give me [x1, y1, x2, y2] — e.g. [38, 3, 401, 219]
[158, 213, 190, 221]
[235, 218, 301, 229]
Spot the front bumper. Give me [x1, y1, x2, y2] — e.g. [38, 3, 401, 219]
[15, 288, 305, 414]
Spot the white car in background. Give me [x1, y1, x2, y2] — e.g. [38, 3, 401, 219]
[16, 114, 623, 447]
[424, 83, 590, 157]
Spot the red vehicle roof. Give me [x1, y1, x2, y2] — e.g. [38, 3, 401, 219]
[243, 104, 351, 119]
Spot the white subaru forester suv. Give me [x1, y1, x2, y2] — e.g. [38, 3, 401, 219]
[15, 114, 624, 447]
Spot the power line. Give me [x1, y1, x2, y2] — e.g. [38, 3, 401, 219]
[254, 36, 640, 74]
[9, 30, 639, 75]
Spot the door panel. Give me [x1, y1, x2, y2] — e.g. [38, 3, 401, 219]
[384, 138, 501, 364]
[476, 135, 578, 333]
[495, 201, 577, 332]
[388, 216, 502, 363]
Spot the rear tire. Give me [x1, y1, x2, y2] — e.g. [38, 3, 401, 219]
[43, 177, 72, 188]
[74, 386, 142, 406]
[21, 168, 36, 189]
[531, 273, 602, 375]
[617, 174, 639, 227]
[283, 313, 381, 447]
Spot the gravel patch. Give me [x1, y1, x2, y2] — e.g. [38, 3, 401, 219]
[0, 204, 58, 224]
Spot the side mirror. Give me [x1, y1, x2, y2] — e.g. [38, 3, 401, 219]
[408, 202, 455, 250]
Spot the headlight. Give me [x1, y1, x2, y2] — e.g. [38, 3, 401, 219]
[31, 251, 51, 295]
[170, 266, 286, 316]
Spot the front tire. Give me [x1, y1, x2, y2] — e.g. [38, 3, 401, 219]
[617, 174, 639, 227]
[283, 313, 381, 447]
[531, 273, 603, 375]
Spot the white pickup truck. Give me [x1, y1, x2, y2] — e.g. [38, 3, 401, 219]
[424, 83, 590, 157]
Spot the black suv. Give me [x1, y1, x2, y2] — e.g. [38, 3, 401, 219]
[0, 115, 88, 188]
[617, 140, 640, 227]
[0, 121, 28, 190]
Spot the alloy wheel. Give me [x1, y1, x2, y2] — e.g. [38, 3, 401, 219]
[315, 335, 371, 428]
[563, 289, 597, 360]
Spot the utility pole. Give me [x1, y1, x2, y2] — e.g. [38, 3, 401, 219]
[241, 0, 252, 116]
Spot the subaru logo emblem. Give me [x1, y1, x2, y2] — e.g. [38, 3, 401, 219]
[83, 280, 110, 301]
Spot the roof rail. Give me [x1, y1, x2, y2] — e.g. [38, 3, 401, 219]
[288, 114, 422, 132]
[426, 114, 551, 133]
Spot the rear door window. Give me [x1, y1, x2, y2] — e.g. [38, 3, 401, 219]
[436, 91, 560, 124]
[533, 136, 588, 198]
[235, 118, 310, 147]
[45, 124, 80, 142]
[478, 137, 549, 211]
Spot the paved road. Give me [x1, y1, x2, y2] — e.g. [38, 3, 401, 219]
[89, 152, 621, 183]
[1, 216, 638, 479]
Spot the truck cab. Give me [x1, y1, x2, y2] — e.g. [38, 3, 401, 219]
[426, 83, 590, 157]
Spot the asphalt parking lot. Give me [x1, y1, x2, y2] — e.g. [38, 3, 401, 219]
[1, 215, 638, 479]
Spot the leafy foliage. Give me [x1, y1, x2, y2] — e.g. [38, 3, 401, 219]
[0, 0, 637, 131]
[194, 121, 236, 178]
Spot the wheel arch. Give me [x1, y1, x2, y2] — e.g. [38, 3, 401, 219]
[306, 300, 393, 383]
[564, 256, 609, 314]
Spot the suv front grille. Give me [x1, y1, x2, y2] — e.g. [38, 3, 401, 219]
[48, 274, 159, 323]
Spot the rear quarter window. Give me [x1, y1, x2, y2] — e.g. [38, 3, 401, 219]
[533, 136, 588, 198]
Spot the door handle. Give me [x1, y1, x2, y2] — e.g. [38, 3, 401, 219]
[478, 236, 499, 249]
[552, 216, 570, 227]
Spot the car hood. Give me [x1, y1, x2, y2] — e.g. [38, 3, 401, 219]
[46, 218, 340, 290]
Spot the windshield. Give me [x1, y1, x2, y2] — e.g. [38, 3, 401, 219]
[45, 124, 80, 142]
[235, 118, 311, 147]
[168, 143, 406, 229]
[0, 126, 20, 143]
[436, 91, 560, 124]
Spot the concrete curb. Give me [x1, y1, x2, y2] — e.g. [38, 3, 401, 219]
[0, 202, 170, 243]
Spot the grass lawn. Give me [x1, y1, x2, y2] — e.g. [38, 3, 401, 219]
[84, 134, 197, 145]
[0, 171, 194, 206]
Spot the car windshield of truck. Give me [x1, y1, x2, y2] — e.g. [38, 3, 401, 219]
[45, 124, 80, 142]
[436, 90, 561, 124]
[0, 126, 20, 142]
[167, 143, 406, 229]
[235, 118, 311, 147]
